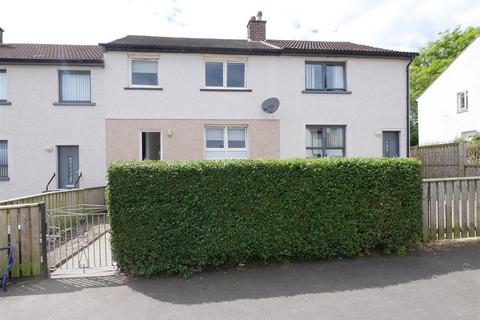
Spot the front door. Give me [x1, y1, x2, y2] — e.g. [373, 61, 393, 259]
[58, 146, 79, 189]
[383, 131, 400, 157]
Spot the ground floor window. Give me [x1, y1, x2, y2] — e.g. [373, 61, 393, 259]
[0, 140, 8, 179]
[141, 132, 161, 160]
[205, 126, 248, 159]
[306, 125, 345, 158]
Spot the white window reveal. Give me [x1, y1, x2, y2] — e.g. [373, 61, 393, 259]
[131, 60, 158, 86]
[305, 62, 346, 91]
[306, 126, 345, 158]
[205, 126, 248, 159]
[205, 61, 245, 88]
[0, 140, 8, 180]
[59, 71, 91, 102]
[457, 91, 468, 113]
[0, 70, 6, 101]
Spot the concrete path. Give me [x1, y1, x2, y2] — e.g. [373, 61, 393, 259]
[1, 240, 479, 320]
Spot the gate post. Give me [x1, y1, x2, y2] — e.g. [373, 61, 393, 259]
[39, 202, 49, 278]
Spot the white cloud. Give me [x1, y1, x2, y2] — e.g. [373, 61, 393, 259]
[0, 0, 479, 51]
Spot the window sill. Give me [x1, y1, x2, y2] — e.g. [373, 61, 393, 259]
[0, 101, 12, 105]
[457, 109, 468, 114]
[200, 88, 252, 92]
[302, 90, 352, 94]
[53, 102, 96, 106]
[124, 86, 164, 91]
[0, 177, 9, 181]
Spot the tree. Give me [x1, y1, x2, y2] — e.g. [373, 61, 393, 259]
[410, 26, 480, 146]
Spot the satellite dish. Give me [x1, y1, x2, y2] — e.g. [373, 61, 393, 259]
[261, 97, 280, 114]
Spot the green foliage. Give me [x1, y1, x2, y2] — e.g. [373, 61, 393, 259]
[106, 158, 423, 276]
[470, 133, 480, 144]
[410, 26, 480, 146]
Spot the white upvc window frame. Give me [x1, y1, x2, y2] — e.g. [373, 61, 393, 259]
[128, 55, 161, 88]
[457, 90, 469, 113]
[204, 125, 248, 159]
[0, 69, 7, 101]
[203, 57, 247, 89]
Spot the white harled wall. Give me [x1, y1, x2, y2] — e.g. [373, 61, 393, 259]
[418, 37, 480, 145]
[1, 51, 409, 200]
[102, 51, 409, 158]
[0, 65, 106, 200]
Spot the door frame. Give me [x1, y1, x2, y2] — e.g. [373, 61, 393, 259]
[138, 129, 163, 160]
[57, 145, 80, 189]
[382, 131, 400, 157]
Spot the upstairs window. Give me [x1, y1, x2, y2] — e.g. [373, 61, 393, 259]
[0, 70, 6, 101]
[205, 126, 247, 159]
[306, 126, 345, 157]
[59, 70, 91, 103]
[205, 61, 245, 88]
[131, 60, 158, 86]
[0, 140, 7, 179]
[457, 91, 468, 113]
[305, 62, 346, 91]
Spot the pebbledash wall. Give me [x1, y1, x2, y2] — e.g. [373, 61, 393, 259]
[103, 51, 409, 161]
[0, 64, 106, 200]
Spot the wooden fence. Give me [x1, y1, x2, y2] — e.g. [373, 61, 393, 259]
[0, 203, 47, 278]
[423, 177, 480, 241]
[411, 142, 480, 178]
[0, 186, 106, 211]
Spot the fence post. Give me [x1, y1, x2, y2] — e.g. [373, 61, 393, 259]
[39, 202, 49, 278]
[458, 142, 466, 177]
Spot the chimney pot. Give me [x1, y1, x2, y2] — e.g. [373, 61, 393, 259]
[0, 27, 3, 44]
[247, 12, 266, 41]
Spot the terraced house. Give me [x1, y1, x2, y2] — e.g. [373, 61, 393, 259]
[0, 13, 416, 200]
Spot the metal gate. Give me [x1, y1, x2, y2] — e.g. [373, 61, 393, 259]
[46, 204, 115, 275]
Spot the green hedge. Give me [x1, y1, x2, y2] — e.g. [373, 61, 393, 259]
[107, 158, 422, 276]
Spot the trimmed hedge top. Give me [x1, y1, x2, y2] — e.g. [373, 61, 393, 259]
[107, 158, 422, 276]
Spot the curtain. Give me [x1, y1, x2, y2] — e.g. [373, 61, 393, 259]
[0, 71, 6, 100]
[227, 128, 246, 148]
[326, 65, 345, 89]
[206, 128, 224, 148]
[325, 127, 344, 147]
[305, 64, 323, 90]
[61, 72, 91, 101]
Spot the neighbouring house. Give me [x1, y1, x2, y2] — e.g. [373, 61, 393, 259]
[0, 13, 415, 200]
[418, 36, 480, 145]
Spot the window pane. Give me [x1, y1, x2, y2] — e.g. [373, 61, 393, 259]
[60, 72, 91, 102]
[226, 151, 248, 159]
[205, 151, 226, 159]
[132, 60, 158, 85]
[305, 64, 323, 90]
[206, 128, 224, 148]
[205, 62, 223, 87]
[227, 63, 245, 87]
[0, 71, 6, 100]
[326, 65, 345, 90]
[325, 127, 344, 148]
[228, 128, 246, 148]
[0, 141, 7, 178]
[307, 127, 323, 148]
[307, 149, 324, 158]
[325, 149, 344, 157]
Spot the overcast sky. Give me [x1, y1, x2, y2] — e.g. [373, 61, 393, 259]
[1, 0, 479, 51]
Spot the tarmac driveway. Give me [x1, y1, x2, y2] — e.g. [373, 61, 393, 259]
[1, 240, 479, 320]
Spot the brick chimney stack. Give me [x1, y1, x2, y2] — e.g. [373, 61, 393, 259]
[247, 11, 266, 41]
